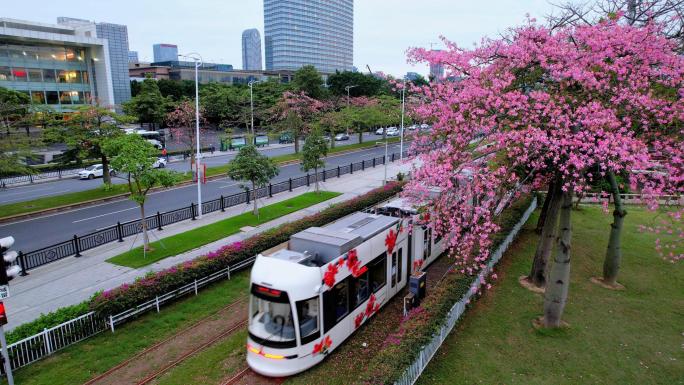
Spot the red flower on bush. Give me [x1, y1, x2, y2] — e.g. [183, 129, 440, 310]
[312, 335, 333, 355]
[323, 263, 339, 288]
[385, 229, 397, 254]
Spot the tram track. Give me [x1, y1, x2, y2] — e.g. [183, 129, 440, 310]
[83, 298, 247, 385]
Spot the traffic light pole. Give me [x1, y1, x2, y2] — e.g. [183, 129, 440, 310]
[0, 323, 13, 385]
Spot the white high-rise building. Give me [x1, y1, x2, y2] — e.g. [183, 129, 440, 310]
[242, 29, 262, 71]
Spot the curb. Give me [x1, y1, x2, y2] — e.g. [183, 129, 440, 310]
[0, 143, 396, 224]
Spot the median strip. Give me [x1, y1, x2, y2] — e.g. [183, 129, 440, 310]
[106, 191, 341, 268]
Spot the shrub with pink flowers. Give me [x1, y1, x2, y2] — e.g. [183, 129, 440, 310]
[88, 181, 405, 317]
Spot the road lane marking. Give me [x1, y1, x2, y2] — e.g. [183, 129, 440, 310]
[0, 189, 71, 204]
[72, 206, 138, 223]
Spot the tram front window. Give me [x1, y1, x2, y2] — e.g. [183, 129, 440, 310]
[249, 287, 296, 347]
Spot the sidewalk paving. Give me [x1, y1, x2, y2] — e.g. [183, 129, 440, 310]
[5, 160, 412, 330]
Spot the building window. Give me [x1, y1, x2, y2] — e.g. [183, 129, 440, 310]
[84, 92, 91, 103]
[57, 70, 81, 83]
[82, 71, 89, 84]
[42, 69, 56, 82]
[46, 91, 59, 105]
[31, 91, 45, 104]
[59, 91, 73, 104]
[12, 68, 28, 81]
[28, 69, 43, 82]
[0, 67, 11, 81]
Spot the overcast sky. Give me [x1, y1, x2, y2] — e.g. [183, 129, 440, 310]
[6, 0, 559, 77]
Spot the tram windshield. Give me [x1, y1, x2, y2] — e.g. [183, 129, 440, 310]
[249, 286, 296, 347]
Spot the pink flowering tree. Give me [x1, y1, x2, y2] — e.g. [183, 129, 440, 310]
[405, 17, 684, 328]
[272, 91, 324, 153]
[165, 100, 208, 170]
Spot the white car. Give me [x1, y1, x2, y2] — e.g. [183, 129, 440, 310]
[386, 127, 400, 136]
[153, 157, 167, 168]
[79, 164, 116, 180]
[334, 133, 350, 141]
[420, 123, 430, 130]
[375, 127, 384, 135]
[407, 124, 418, 131]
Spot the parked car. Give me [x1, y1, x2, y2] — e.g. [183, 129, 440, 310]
[420, 123, 430, 130]
[153, 157, 167, 168]
[407, 124, 418, 130]
[279, 132, 294, 144]
[375, 127, 385, 135]
[386, 127, 399, 136]
[79, 164, 116, 180]
[334, 133, 350, 141]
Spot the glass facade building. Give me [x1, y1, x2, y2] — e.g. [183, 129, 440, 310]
[0, 18, 115, 111]
[128, 50, 139, 63]
[264, 0, 353, 74]
[153, 44, 179, 63]
[242, 29, 262, 71]
[95, 23, 131, 105]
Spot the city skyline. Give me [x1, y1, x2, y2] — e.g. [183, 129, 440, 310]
[2, 0, 559, 77]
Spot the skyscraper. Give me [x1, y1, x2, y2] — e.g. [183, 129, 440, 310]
[429, 50, 445, 81]
[57, 17, 131, 106]
[153, 43, 178, 62]
[128, 51, 139, 63]
[264, 0, 353, 74]
[242, 29, 262, 71]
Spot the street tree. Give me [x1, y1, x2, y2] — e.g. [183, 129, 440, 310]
[104, 135, 178, 252]
[44, 104, 131, 185]
[273, 91, 323, 153]
[123, 77, 168, 129]
[301, 130, 328, 193]
[226, 145, 279, 216]
[293, 65, 325, 99]
[165, 100, 208, 170]
[327, 71, 385, 97]
[0, 87, 30, 134]
[406, 17, 684, 328]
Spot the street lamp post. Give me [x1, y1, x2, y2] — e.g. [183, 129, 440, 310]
[248, 80, 260, 136]
[400, 79, 406, 160]
[179, 52, 203, 218]
[344, 85, 357, 137]
[376, 141, 388, 185]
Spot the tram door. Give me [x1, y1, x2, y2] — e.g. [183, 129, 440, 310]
[389, 244, 406, 297]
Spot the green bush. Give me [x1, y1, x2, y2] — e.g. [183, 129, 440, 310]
[6, 302, 90, 345]
[89, 181, 405, 317]
[361, 194, 534, 384]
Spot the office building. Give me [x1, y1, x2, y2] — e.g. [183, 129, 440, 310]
[0, 18, 115, 111]
[130, 60, 293, 85]
[153, 43, 178, 62]
[264, 0, 353, 74]
[242, 28, 262, 71]
[405, 72, 421, 81]
[429, 50, 445, 80]
[128, 50, 139, 63]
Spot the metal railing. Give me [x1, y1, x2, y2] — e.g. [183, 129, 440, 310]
[0, 167, 86, 187]
[394, 198, 538, 385]
[14, 151, 406, 275]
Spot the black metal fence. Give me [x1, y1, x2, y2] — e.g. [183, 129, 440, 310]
[14, 151, 405, 275]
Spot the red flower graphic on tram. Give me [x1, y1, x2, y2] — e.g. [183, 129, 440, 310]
[354, 312, 365, 328]
[385, 229, 397, 254]
[354, 294, 382, 330]
[312, 335, 333, 356]
[322, 263, 339, 288]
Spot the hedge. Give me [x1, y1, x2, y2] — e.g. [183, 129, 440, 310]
[6, 302, 90, 345]
[360, 194, 535, 384]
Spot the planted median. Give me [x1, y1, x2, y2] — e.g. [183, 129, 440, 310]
[107, 191, 342, 268]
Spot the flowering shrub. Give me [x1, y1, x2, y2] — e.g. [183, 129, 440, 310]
[89, 181, 405, 317]
[361, 194, 534, 384]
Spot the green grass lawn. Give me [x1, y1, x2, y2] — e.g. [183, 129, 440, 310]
[6, 272, 250, 385]
[418, 206, 684, 385]
[107, 191, 341, 268]
[0, 139, 398, 220]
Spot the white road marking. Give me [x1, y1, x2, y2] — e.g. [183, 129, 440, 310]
[72, 206, 138, 223]
[218, 182, 239, 189]
[0, 186, 56, 197]
[0, 189, 71, 204]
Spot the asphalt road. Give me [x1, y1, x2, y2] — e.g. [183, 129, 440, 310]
[0, 141, 405, 252]
[0, 132, 392, 205]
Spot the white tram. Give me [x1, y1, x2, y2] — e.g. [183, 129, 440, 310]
[246, 198, 444, 377]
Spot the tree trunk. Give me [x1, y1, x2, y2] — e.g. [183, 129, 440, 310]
[329, 133, 335, 149]
[139, 203, 151, 251]
[528, 181, 562, 288]
[294, 133, 300, 154]
[358, 130, 363, 144]
[543, 189, 573, 328]
[252, 180, 259, 216]
[535, 181, 555, 234]
[101, 154, 111, 185]
[602, 172, 627, 285]
[314, 167, 319, 193]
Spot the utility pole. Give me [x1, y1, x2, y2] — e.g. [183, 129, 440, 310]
[179, 52, 204, 218]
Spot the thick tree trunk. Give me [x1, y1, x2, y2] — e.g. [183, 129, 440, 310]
[528, 182, 562, 288]
[140, 203, 151, 251]
[602, 172, 627, 285]
[294, 134, 300, 154]
[358, 128, 363, 144]
[314, 168, 319, 193]
[252, 180, 259, 216]
[535, 181, 556, 234]
[543, 189, 573, 328]
[101, 154, 111, 185]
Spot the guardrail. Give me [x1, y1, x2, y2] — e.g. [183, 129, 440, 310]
[0, 167, 87, 187]
[14, 151, 406, 275]
[394, 197, 537, 385]
[576, 192, 683, 205]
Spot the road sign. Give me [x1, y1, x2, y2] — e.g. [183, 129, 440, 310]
[0, 285, 8, 300]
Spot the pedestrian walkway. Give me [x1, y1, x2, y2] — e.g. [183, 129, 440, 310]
[4, 160, 412, 329]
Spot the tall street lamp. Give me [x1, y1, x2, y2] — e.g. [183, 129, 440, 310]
[400, 79, 406, 160]
[248, 80, 260, 137]
[179, 52, 204, 218]
[344, 85, 357, 136]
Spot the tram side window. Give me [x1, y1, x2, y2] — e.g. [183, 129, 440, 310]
[296, 297, 320, 344]
[351, 271, 370, 308]
[391, 251, 397, 288]
[370, 253, 387, 293]
[323, 280, 349, 332]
